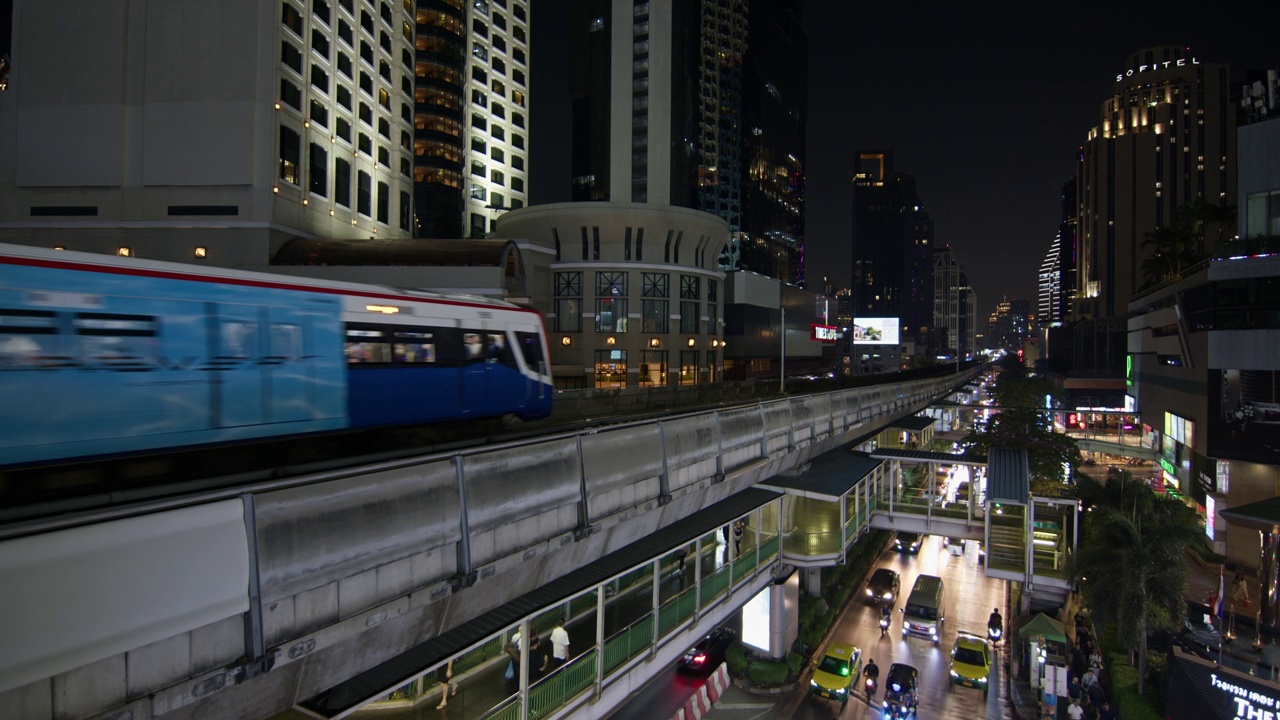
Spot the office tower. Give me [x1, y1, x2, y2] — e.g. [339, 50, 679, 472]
[0, 1, 417, 264]
[1040, 177, 1079, 326]
[933, 246, 975, 359]
[851, 150, 934, 351]
[1075, 46, 1235, 321]
[414, 0, 531, 239]
[568, 0, 805, 284]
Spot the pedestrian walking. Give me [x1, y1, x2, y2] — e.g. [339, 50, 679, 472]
[528, 635, 550, 683]
[434, 659, 457, 710]
[733, 521, 744, 554]
[550, 618, 570, 669]
[1067, 698, 1085, 720]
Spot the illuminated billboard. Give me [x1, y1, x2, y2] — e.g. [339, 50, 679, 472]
[810, 324, 840, 343]
[851, 318, 900, 346]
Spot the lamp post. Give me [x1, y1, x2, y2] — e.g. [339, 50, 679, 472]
[780, 306, 786, 393]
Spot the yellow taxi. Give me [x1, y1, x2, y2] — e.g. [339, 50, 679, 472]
[948, 633, 991, 694]
[809, 641, 861, 704]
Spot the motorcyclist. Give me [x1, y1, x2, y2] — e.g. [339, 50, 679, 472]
[879, 603, 892, 632]
[863, 659, 880, 700]
[988, 608, 1004, 637]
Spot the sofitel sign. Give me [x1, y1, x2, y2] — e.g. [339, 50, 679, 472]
[1117, 57, 1200, 82]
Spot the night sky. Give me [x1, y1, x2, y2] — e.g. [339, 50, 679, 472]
[530, 2, 1280, 321]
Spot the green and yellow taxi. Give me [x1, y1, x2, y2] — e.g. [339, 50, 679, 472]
[948, 633, 991, 694]
[809, 641, 861, 704]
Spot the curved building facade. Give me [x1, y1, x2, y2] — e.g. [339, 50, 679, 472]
[496, 202, 728, 389]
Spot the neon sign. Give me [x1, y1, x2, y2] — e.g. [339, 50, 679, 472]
[1116, 57, 1200, 82]
[811, 324, 840, 343]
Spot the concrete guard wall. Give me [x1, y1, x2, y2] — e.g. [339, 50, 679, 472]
[0, 371, 976, 720]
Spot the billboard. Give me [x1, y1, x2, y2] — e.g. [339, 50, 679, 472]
[811, 324, 840, 343]
[851, 318, 900, 346]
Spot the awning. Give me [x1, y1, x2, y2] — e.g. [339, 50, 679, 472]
[1018, 612, 1068, 643]
[986, 447, 1029, 505]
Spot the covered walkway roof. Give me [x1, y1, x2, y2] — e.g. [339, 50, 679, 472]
[869, 448, 987, 466]
[1221, 497, 1280, 532]
[886, 415, 937, 432]
[986, 447, 1030, 504]
[757, 445, 883, 501]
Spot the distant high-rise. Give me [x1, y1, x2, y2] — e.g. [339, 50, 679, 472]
[413, 0, 530, 239]
[568, 0, 805, 284]
[0, 1, 417, 264]
[933, 246, 976, 358]
[1075, 46, 1235, 320]
[851, 151, 933, 350]
[1039, 177, 1078, 325]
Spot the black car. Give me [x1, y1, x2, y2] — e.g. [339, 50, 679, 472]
[679, 626, 735, 674]
[893, 532, 922, 554]
[865, 568, 901, 604]
[882, 663, 919, 718]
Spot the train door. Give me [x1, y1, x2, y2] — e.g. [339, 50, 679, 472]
[205, 304, 265, 428]
[460, 329, 495, 415]
[260, 307, 312, 424]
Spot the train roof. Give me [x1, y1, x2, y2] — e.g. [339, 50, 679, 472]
[0, 243, 536, 315]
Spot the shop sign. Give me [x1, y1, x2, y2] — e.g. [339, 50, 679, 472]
[1168, 651, 1280, 719]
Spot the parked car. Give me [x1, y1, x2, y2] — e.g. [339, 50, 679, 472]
[865, 568, 902, 604]
[679, 626, 735, 674]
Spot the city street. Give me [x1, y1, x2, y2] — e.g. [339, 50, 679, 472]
[702, 534, 1012, 720]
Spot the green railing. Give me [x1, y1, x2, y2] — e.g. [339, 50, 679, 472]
[603, 614, 654, 673]
[699, 566, 731, 608]
[759, 534, 779, 559]
[455, 635, 505, 674]
[732, 551, 755, 583]
[484, 697, 520, 720]
[781, 530, 842, 556]
[657, 588, 697, 636]
[528, 648, 597, 720]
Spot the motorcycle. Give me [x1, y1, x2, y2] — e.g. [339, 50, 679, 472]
[879, 615, 891, 637]
[865, 675, 877, 703]
[988, 624, 1003, 643]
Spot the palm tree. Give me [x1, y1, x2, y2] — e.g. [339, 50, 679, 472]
[1073, 492, 1202, 694]
[1138, 200, 1237, 289]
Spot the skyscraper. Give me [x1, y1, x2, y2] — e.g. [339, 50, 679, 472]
[413, 0, 531, 239]
[1075, 46, 1235, 321]
[0, 1, 418, 264]
[851, 150, 934, 352]
[568, 0, 805, 284]
[933, 245, 976, 359]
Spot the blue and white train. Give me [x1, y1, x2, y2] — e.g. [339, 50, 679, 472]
[0, 243, 553, 467]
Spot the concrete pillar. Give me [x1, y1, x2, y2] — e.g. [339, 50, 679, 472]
[804, 567, 822, 596]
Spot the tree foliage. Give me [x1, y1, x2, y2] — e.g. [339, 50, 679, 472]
[1072, 476, 1202, 695]
[961, 355, 1081, 496]
[1139, 200, 1236, 288]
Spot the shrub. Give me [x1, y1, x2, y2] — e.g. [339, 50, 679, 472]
[726, 641, 748, 678]
[747, 659, 789, 687]
[786, 652, 804, 680]
[1107, 653, 1163, 720]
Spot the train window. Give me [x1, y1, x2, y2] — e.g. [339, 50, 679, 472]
[75, 312, 158, 370]
[514, 331, 543, 371]
[393, 330, 437, 363]
[463, 330, 514, 366]
[0, 309, 64, 368]
[345, 327, 392, 364]
[271, 323, 302, 361]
